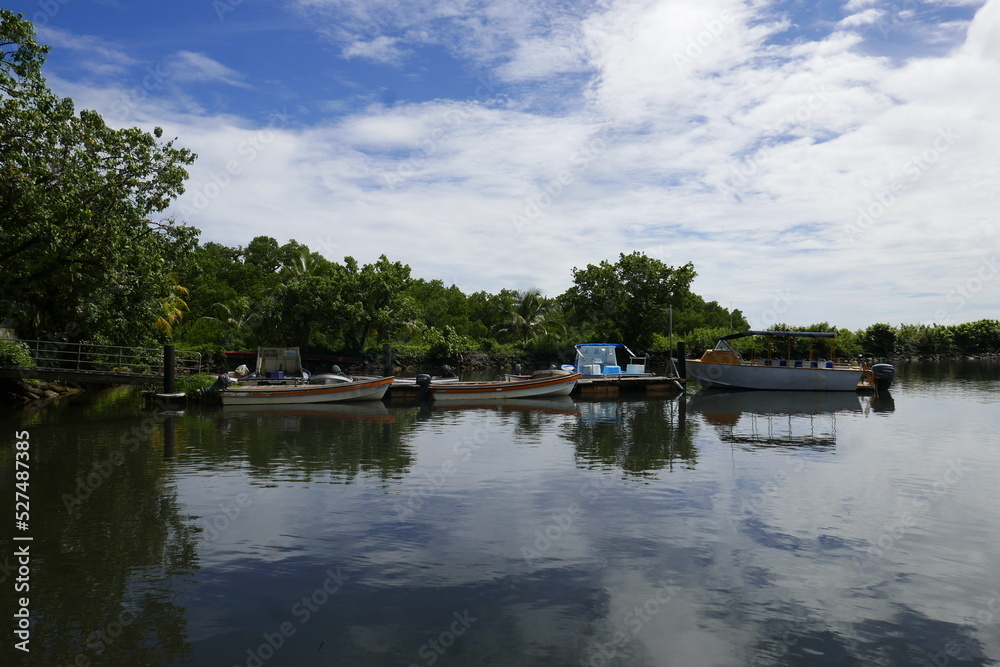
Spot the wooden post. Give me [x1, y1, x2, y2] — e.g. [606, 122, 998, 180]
[164, 344, 176, 394]
[676, 341, 686, 379]
[382, 343, 392, 377]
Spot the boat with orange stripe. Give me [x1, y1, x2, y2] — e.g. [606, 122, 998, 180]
[415, 369, 582, 401]
[217, 346, 394, 405]
[220, 375, 394, 405]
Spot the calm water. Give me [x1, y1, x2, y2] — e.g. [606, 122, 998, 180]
[3, 361, 999, 666]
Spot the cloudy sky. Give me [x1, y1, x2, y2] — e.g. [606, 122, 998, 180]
[13, 0, 999, 330]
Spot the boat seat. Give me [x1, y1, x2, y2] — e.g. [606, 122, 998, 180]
[794, 360, 803, 367]
[779, 360, 787, 367]
[810, 361, 819, 368]
[825, 361, 834, 368]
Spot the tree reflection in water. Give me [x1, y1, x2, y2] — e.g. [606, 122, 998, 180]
[569, 397, 697, 474]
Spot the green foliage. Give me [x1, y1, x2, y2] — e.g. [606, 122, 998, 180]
[424, 326, 476, 360]
[862, 323, 897, 355]
[896, 323, 955, 355]
[334, 255, 414, 353]
[680, 327, 733, 357]
[174, 373, 221, 397]
[561, 252, 697, 348]
[493, 288, 561, 345]
[1, 12, 197, 345]
[0, 339, 31, 366]
[949, 319, 1000, 355]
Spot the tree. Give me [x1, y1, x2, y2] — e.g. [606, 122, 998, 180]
[495, 288, 559, 345]
[336, 255, 414, 353]
[861, 323, 897, 356]
[561, 252, 697, 348]
[0, 11, 197, 345]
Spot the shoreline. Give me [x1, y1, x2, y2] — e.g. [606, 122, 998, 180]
[3, 353, 996, 409]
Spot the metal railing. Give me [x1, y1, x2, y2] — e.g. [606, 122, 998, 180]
[17, 339, 201, 376]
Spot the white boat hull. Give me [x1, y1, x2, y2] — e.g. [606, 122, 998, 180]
[427, 373, 581, 401]
[220, 377, 393, 405]
[687, 361, 863, 391]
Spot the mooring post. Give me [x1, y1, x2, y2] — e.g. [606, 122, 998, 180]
[164, 344, 176, 394]
[676, 341, 686, 379]
[382, 343, 392, 377]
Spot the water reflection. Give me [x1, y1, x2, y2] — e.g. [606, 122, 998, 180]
[185, 402, 416, 482]
[2, 395, 197, 666]
[6, 364, 1000, 667]
[688, 390, 865, 451]
[569, 398, 696, 473]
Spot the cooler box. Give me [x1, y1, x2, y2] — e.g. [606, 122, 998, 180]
[603, 365, 622, 375]
[583, 364, 602, 375]
[626, 364, 645, 374]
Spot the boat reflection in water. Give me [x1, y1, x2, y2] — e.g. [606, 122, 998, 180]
[427, 395, 580, 416]
[688, 390, 865, 451]
[220, 401, 393, 422]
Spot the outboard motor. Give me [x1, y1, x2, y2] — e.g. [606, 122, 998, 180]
[202, 373, 230, 396]
[513, 363, 522, 375]
[440, 365, 456, 378]
[871, 363, 894, 392]
[415, 373, 432, 398]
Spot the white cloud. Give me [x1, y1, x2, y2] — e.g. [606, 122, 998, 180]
[167, 51, 254, 90]
[40, 0, 1000, 330]
[839, 8, 884, 27]
[34, 25, 137, 77]
[342, 36, 407, 64]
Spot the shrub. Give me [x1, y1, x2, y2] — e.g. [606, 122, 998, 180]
[861, 323, 896, 355]
[0, 340, 32, 367]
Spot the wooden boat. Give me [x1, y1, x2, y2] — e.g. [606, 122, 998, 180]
[416, 370, 582, 401]
[686, 331, 881, 392]
[218, 346, 393, 405]
[220, 376, 393, 405]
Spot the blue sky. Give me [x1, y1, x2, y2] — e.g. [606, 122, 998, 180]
[10, 0, 999, 330]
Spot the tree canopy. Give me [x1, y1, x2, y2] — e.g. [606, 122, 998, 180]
[561, 252, 697, 348]
[0, 11, 197, 345]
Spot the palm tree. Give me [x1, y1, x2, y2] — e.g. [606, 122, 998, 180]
[204, 296, 260, 332]
[496, 288, 558, 345]
[154, 282, 189, 338]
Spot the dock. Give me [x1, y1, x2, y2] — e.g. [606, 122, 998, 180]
[386, 375, 685, 400]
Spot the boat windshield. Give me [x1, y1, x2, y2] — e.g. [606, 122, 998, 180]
[714, 339, 736, 353]
[713, 339, 743, 360]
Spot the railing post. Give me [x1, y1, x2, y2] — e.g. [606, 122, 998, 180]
[677, 341, 686, 379]
[164, 344, 176, 393]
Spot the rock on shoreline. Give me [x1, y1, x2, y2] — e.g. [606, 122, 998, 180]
[1, 379, 84, 408]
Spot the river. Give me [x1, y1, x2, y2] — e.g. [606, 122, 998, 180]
[2, 360, 999, 666]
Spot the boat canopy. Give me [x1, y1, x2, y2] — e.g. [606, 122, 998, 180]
[720, 330, 836, 341]
[255, 347, 305, 377]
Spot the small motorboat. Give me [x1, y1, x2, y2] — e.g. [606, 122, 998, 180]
[218, 348, 393, 405]
[415, 369, 582, 401]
